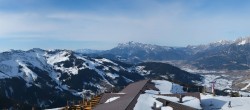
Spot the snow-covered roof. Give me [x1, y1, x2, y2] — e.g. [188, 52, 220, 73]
[105, 96, 120, 103]
[156, 96, 202, 109]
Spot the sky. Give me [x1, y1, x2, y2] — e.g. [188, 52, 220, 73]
[1, 0, 250, 51]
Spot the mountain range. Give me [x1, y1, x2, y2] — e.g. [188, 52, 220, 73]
[78, 37, 250, 70]
[0, 48, 202, 109]
[2, 37, 250, 109]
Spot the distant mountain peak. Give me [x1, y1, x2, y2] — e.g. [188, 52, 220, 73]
[235, 37, 250, 45]
[213, 40, 232, 45]
[208, 40, 232, 47]
[118, 41, 144, 47]
[117, 41, 164, 50]
[75, 49, 103, 54]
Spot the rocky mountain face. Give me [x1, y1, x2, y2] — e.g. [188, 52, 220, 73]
[0, 49, 202, 109]
[189, 37, 250, 70]
[100, 41, 189, 63]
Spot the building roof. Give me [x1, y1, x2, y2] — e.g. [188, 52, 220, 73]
[94, 79, 201, 110]
[93, 79, 150, 110]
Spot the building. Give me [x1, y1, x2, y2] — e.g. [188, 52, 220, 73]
[93, 79, 202, 110]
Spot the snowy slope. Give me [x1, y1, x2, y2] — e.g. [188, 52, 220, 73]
[201, 94, 250, 110]
[202, 74, 233, 91]
[134, 80, 250, 110]
[0, 49, 144, 108]
[134, 80, 201, 110]
[0, 48, 204, 109]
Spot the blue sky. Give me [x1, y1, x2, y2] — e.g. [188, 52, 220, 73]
[1, 0, 250, 50]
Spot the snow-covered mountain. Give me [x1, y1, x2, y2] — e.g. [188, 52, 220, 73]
[189, 37, 250, 70]
[234, 37, 250, 45]
[186, 40, 232, 54]
[0, 48, 202, 109]
[88, 37, 250, 70]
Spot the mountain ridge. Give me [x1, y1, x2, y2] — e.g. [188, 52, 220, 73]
[0, 49, 202, 109]
[74, 37, 250, 70]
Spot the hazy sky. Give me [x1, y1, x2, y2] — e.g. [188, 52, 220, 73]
[1, 0, 250, 50]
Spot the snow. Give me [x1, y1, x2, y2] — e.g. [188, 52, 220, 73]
[17, 60, 38, 82]
[239, 91, 250, 97]
[135, 66, 151, 76]
[241, 83, 250, 91]
[181, 67, 225, 74]
[0, 60, 19, 78]
[201, 94, 250, 110]
[54, 65, 79, 75]
[76, 56, 114, 87]
[110, 66, 120, 71]
[241, 80, 250, 91]
[152, 80, 184, 94]
[134, 93, 163, 110]
[134, 80, 189, 110]
[47, 51, 70, 65]
[135, 79, 250, 110]
[182, 96, 201, 109]
[155, 96, 201, 109]
[122, 76, 134, 83]
[95, 58, 118, 66]
[9, 86, 13, 95]
[0, 72, 8, 78]
[105, 96, 120, 103]
[106, 73, 119, 79]
[161, 106, 173, 110]
[238, 40, 247, 45]
[202, 75, 232, 90]
[135, 93, 201, 110]
[101, 58, 118, 66]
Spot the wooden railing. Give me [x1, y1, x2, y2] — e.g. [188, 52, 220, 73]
[64, 94, 102, 110]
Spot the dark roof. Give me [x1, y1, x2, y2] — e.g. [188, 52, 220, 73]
[94, 80, 201, 110]
[93, 80, 149, 110]
[98, 93, 126, 104]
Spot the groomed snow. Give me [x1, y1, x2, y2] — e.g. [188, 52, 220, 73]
[201, 94, 250, 110]
[105, 96, 120, 103]
[161, 106, 173, 110]
[135, 92, 201, 110]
